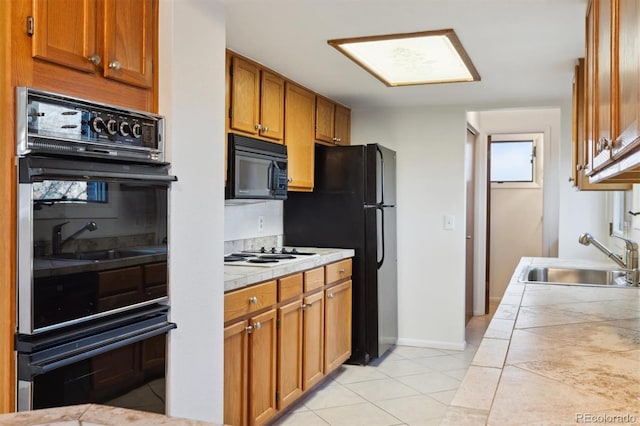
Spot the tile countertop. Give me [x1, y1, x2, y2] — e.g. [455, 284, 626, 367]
[224, 247, 355, 292]
[442, 257, 640, 425]
[0, 404, 219, 425]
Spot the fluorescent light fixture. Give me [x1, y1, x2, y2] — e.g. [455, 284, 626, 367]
[328, 29, 480, 87]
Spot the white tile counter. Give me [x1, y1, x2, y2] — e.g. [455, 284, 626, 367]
[442, 257, 640, 425]
[224, 247, 354, 292]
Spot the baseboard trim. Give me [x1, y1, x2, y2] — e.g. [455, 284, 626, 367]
[396, 337, 466, 351]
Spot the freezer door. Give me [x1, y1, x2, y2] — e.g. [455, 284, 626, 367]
[366, 144, 396, 206]
[377, 205, 398, 355]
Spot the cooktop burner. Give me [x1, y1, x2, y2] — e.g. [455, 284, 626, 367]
[224, 248, 319, 267]
[243, 247, 317, 256]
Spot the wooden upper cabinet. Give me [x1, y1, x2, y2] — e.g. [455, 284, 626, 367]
[590, 0, 614, 173]
[572, 58, 629, 190]
[32, 0, 98, 73]
[334, 104, 351, 145]
[260, 71, 285, 141]
[315, 96, 335, 143]
[315, 96, 351, 146]
[102, 0, 154, 88]
[228, 54, 285, 143]
[612, 0, 640, 158]
[285, 82, 316, 191]
[32, 0, 155, 89]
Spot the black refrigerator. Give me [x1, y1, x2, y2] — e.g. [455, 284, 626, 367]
[284, 143, 397, 365]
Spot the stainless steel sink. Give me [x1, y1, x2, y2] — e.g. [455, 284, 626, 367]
[519, 266, 631, 286]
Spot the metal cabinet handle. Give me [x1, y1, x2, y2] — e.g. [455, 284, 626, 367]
[263, 126, 269, 133]
[245, 325, 253, 333]
[328, 293, 334, 299]
[248, 296, 258, 304]
[88, 54, 101, 65]
[597, 137, 610, 152]
[108, 60, 121, 71]
[287, 177, 293, 183]
[255, 123, 262, 131]
[253, 321, 261, 330]
[339, 268, 346, 273]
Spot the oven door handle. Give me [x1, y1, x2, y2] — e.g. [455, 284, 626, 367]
[18, 322, 176, 380]
[27, 167, 178, 182]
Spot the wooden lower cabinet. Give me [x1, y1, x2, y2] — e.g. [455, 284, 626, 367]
[224, 259, 352, 425]
[224, 320, 249, 426]
[249, 309, 278, 425]
[324, 280, 352, 373]
[302, 291, 324, 390]
[277, 299, 303, 410]
[223, 309, 277, 426]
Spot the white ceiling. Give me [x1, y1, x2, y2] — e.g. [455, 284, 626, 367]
[225, 0, 588, 109]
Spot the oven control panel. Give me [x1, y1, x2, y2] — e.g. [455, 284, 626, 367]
[16, 87, 165, 163]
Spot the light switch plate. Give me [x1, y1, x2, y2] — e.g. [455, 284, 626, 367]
[444, 215, 455, 230]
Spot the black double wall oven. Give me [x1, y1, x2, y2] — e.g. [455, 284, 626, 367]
[15, 87, 176, 413]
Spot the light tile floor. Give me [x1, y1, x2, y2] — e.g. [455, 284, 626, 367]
[273, 304, 497, 426]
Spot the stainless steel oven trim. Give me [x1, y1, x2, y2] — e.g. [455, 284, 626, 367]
[17, 183, 34, 336]
[28, 167, 177, 182]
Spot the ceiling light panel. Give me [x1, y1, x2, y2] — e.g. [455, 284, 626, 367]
[328, 29, 480, 87]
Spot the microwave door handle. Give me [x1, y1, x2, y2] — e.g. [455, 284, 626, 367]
[267, 161, 274, 194]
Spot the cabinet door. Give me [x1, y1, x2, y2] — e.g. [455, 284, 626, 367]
[225, 320, 249, 426]
[277, 299, 303, 410]
[32, 0, 98, 73]
[302, 291, 324, 390]
[612, 0, 640, 157]
[592, 0, 614, 171]
[259, 71, 285, 142]
[249, 309, 277, 426]
[284, 82, 316, 191]
[102, 0, 155, 88]
[230, 56, 260, 136]
[334, 104, 351, 146]
[324, 280, 352, 373]
[315, 96, 335, 143]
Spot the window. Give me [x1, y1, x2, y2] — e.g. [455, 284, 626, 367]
[490, 132, 543, 189]
[34, 181, 108, 204]
[491, 140, 534, 182]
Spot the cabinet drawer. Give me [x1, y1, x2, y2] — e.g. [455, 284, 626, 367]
[279, 273, 303, 302]
[144, 262, 167, 286]
[304, 267, 325, 292]
[98, 266, 143, 297]
[325, 259, 352, 284]
[225, 280, 277, 322]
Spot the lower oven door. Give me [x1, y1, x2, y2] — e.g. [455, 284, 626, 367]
[16, 305, 176, 413]
[18, 156, 176, 334]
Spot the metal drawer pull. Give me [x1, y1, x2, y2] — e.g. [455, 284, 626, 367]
[88, 54, 101, 65]
[248, 296, 258, 304]
[328, 293, 334, 299]
[339, 268, 346, 273]
[108, 60, 121, 71]
[253, 322, 262, 330]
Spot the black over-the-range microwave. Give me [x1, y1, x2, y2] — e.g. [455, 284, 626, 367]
[226, 133, 288, 200]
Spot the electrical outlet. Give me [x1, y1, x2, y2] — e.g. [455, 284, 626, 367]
[258, 216, 264, 231]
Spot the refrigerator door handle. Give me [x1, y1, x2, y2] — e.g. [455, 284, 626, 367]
[376, 145, 385, 206]
[377, 206, 385, 269]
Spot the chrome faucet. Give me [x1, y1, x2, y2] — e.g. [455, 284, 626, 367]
[52, 221, 98, 255]
[578, 227, 639, 285]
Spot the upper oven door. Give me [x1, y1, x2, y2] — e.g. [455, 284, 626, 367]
[17, 157, 176, 335]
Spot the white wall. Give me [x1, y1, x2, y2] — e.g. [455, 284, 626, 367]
[159, 0, 225, 422]
[557, 104, 611, 259]
[352, 106, 468, 350]
[224, 201, 283, 241]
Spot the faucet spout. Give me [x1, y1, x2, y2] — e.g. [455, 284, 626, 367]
[51, 221, 98, 255]
[578, 231, 639, 285]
